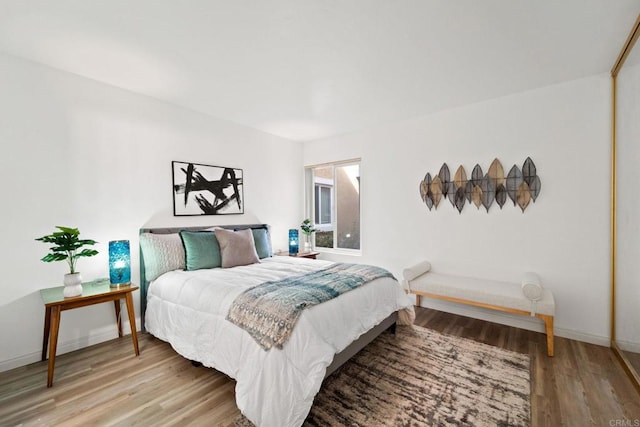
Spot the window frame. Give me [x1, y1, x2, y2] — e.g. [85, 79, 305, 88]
[305, 158, 361, 255]
[314, 179, 333, 228]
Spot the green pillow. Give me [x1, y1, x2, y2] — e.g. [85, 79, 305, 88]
[179, 230, 222, 270]
[252, 228, 272, 259]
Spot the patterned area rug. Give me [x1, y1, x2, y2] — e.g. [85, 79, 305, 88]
[236, 325, 531, 426]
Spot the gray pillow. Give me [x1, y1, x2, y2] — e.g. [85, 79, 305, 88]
[179, 230, 222, 270]
[214, 228, 260, 268]
[139, 233, 185, 281]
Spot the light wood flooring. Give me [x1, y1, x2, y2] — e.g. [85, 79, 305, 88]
[1, 307, 639, 426]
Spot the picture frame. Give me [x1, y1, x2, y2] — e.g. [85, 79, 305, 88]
[172, 161, 244, 216]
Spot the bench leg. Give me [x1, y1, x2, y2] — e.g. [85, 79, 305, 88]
[537, 314, 554, 357]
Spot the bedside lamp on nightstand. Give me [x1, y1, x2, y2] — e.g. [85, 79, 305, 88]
[288, 229, 299, 255]
[109, 240, 131, 288]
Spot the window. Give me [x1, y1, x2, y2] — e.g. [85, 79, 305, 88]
[314, 184, 332, 225]
[306, 160, 360, 251]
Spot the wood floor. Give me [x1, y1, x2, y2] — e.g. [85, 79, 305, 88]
[1, 307, 639, 426]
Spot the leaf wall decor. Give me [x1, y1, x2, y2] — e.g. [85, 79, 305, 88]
[448, 188, 457, 208]
[495, 184, 507, 209]
[480, 174, 495, 212]
[488, 158, 505, 188]
[516, 181, 531, 212]
[465, 181, 474, 203]
[430, 175, 443, 208]
[471, 164, 483, 186]
[529, 175, 541, 202]
[424, 173, 433, 206]
[454, 165, 467, 189]
[425, 193, 434, 210]
[454, 187, 466, 214]
[522, 157, 537, 185]
[439, 163, 452, 197]
[506, 165, 523, 206]
[472, 185, 483, 209]
[418, 157, 540, 214]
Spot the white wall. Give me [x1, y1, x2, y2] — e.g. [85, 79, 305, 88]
[616, 61, 640, 352]
[0, 53, 303, 371]
[304, 74, 611, 345]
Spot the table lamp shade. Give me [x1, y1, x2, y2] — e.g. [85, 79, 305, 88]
[109, 240, 131, 285]
[288, 229, 299, 255]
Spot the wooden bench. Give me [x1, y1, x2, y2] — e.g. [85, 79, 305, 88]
[404, 264, 555, 356]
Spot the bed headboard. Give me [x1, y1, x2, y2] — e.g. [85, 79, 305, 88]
[138, 223, 269, 331]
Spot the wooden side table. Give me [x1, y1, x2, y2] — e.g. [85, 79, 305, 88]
[275, 251, 320, 260]
[40, 279, 140, 387]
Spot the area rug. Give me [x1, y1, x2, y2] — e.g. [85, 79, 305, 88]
[235, 325, 531, 426]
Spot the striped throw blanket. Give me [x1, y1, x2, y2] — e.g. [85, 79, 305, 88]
[226, 263, 395, 350]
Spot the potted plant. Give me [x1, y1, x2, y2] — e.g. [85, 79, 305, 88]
[36, 226, 98, 297]
[300, 219, 316, 252]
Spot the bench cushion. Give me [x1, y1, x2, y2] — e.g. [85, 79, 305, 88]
[408, 272, 555, 316]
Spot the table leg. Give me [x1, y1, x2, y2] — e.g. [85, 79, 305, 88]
[47, 305, 61, 387]
[42, 306, 51, 361]
[125, 293, 140, 356]
[114, 300, 123, 337]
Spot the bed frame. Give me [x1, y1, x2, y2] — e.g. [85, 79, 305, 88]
[138, 224, 397, 379]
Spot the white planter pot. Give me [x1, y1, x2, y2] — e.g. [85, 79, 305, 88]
[63, 272, 83, 297]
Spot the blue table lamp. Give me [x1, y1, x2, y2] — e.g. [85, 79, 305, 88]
[109, 240, 131, 287]
[288, 229, 299, 255]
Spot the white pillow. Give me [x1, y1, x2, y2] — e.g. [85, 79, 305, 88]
[139, 233, 185, 281]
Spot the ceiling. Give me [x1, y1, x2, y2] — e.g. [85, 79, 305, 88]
[0, 1, 638, 141]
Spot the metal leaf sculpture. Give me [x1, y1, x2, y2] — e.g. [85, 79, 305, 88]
[425, 177, 434, 210]
[522, 157, 537, 185]
[481, 174, 495, 212]
[495, 184, 507, 209]
[465, 180, 474, 202]
[454, 165, 467, 189]
[430, 175, 443, 208]
[506, 165, 523, 206]
[455, 187, 466, 214]
[488, 158, 505, 188]
[529, 175, 541, 202]
[471, 164, 483, 186]
[419, 173, 431, 209]
[450, 165, 467, 209]
[424, 197, 434, 211]
[439, 163, 451, 197]
[418, 157, 539, 214]
[472, 185, 483, 209]
[517, 181, 531, 212]
[425, 196, 434, 210]
[448, 187, 457, 208]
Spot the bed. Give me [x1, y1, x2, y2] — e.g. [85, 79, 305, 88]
[139, 224, 414, 427]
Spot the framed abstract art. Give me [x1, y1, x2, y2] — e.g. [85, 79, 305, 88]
[172, 161, 244, 216]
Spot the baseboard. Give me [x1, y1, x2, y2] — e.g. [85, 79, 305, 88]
[0, 318, 141, 373]
[419, 299, 610, 347]
[616, 340, 640, 353]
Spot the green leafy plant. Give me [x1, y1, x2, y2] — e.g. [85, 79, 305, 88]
[301, 219, 316, 235]
[35, 226, 98, 274]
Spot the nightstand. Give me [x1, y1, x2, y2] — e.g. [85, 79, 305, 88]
[39, 279, 140, 387]
[275, 251, 320, 260]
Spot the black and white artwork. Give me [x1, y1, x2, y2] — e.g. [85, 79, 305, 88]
[172, 161, 244, 216]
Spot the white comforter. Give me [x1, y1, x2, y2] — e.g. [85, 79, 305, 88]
[145, 256, 413, 427]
